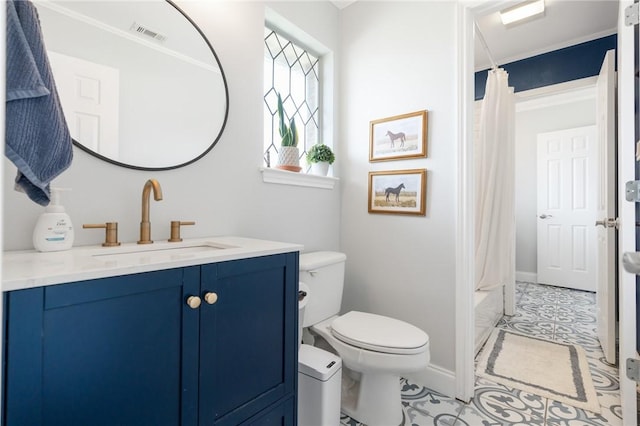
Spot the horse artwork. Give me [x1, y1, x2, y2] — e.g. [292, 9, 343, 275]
[370, 111, 427, 161]
[369, 169, 425, 215]
[385, 130, 406, 148]
[385, 183, 405, 202]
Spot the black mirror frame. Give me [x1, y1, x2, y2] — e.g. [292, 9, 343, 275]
[71, 0, 229, 171]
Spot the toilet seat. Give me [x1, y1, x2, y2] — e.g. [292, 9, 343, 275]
[330, 311, 429, 355]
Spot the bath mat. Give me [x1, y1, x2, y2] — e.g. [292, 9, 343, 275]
[476, 329, 600, 413]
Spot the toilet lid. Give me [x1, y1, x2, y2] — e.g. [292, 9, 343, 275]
[330, 311, 429, 355]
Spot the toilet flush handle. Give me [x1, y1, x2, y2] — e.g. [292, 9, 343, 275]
[308, 270, 318, 277]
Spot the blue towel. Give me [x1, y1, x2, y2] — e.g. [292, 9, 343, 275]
[5, 0, 72, 206]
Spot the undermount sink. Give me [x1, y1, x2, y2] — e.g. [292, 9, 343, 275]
[92, 241, 236, 262]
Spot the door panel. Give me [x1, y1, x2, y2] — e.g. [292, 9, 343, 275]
[572, 226, 588, 272]
[595, 49, 617, 365]
[43, 286, 182, 425]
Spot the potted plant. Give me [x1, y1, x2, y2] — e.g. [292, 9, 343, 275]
[306, 143, 335, 176]
[275, 93, 301, 172]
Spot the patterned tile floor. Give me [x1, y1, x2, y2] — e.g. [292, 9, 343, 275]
[340, 282, 623, 425]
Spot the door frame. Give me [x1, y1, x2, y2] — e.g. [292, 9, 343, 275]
[456, 0, 637, 420]
[455, 3, 597, 398]
[455, 0, 500, 403]
[456, 0, 525, 402]
[520, 81, 597, 288]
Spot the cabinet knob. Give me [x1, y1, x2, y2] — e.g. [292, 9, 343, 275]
[186, 295, 202, 309]
[204, 292, 218, 305]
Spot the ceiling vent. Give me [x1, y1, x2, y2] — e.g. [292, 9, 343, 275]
[130, 22, 167, 43]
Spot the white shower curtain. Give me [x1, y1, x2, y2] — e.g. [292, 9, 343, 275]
[475, 68, 515, 291]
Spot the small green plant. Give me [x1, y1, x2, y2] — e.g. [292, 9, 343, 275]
[277, 92, 298, 147]
[306, 143, 335, 164]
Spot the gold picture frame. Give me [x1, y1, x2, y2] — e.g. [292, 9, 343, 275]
[368, 169, 427, 216]
[369, 110, 428, 162]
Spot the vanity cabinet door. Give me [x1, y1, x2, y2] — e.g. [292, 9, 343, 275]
[198, 253, 298, 426]
[4, 267, 200, 426]
[240, 397, 295, 425]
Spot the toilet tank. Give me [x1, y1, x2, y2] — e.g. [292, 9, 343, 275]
[299, 251, 347, 327]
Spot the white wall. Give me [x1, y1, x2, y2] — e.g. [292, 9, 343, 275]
[514, 96, 596, 278]
[3, 1, 341, 254]
[3, 0, 460, 397]
[339, 1, 458, 388]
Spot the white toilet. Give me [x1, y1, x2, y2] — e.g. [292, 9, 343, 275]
[299, 251, 430, 426]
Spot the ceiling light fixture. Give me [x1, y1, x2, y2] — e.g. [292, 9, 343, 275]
[500, 0, 545, 26]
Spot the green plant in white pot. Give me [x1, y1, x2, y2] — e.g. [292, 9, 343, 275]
[306, 143, 335, 176]
[275, 93, 301, 172]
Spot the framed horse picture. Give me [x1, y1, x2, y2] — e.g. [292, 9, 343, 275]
[368, 169, 426, 216]
[369, 110, 427, 162]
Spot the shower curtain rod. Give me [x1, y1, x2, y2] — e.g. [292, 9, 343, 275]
[474, 22, 499, 71]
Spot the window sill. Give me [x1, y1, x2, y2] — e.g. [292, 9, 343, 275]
[260, 167, 338, 189]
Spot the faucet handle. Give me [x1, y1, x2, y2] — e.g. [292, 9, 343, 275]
[83, 222, 121, 247]
[169, 221, 195, 242]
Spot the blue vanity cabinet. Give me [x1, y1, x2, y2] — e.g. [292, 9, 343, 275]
[3, 252, 298, 426]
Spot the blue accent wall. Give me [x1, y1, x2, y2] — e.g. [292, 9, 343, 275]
[475, 34, 617, 100]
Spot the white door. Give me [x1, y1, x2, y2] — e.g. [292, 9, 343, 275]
[616, 0, 637, 420]
[595, 50, 617, 365]
[47, 51, 120, 159]
[537, 126, 597, 291]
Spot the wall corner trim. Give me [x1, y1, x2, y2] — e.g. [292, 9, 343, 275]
[515, 271, 537, 283]
[405, 363, 456, 399]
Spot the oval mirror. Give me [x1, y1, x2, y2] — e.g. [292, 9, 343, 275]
[35, 0, 229, 170]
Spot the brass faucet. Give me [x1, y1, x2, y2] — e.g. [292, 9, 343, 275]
[137, 179, 163, 244]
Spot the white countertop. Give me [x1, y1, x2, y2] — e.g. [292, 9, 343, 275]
[3, 236, 303, 292]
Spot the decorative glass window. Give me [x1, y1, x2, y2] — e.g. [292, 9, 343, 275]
[263, 28, 320, 169]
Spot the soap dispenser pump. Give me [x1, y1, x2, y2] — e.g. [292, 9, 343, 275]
[32, 188, 75, 252]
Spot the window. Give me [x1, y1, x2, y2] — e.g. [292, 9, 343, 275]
[263, 28, 320, 169]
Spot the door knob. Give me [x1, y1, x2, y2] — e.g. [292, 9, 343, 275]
[539, 214, 553, 219]
[186, 295, 202, 309]
[595, 218, 620, 229]
[204, 292, 218, 305]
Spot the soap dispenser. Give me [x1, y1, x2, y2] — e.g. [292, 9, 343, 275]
[32, 188, 75, 252]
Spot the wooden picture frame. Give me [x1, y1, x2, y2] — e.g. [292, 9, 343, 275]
[368, 169, 427, 216]
[369, 110, 427, 162]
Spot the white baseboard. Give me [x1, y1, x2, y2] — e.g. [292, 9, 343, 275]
[405, 363, 456, 399]
[516, 271, 537, 283]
